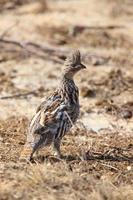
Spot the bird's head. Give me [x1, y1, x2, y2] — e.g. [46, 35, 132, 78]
[63, 50, 86, 79]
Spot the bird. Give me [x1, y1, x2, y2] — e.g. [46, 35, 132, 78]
[20, 50, 86, 161]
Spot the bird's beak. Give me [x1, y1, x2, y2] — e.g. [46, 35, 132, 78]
[80, 63, 86, 69]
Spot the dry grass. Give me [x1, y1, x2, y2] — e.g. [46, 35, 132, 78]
[1, 163, 133, 200]
[0, 117, 133, 199]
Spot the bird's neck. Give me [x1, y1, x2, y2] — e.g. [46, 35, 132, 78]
[60, 75, 79, 105]
[60, 75, 78, 96]
[61, 71, 74, 80]
[61, 75, 74, 86]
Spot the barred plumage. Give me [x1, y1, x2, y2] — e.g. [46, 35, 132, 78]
[20, 50, 86, 161]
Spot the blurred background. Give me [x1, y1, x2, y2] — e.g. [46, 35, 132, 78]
[0, 1, 133, 199]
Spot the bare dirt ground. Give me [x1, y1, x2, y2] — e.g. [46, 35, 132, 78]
[0, 0, 133, 199]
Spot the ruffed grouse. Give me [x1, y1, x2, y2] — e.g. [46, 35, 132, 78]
[20, 50, 86, 161]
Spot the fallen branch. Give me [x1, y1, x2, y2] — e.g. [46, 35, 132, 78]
[0, 91, 37, 99]
[0, 38, 110, 65]
[69, 25, 124, 36]
[0, 38, 66, 63]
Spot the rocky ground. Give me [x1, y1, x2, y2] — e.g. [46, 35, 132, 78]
[0, 0, 133, 199]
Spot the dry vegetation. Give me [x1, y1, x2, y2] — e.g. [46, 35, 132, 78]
[0, 0, 133, 199]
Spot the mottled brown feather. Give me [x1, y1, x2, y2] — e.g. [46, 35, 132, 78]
[20, 49, 86, 161]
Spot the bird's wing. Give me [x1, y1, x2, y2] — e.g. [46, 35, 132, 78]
[39, 101, 69, 139]
[36, 89, 61, 113]
[30, 90, 69, 138]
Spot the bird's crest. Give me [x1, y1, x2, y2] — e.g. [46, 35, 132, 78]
[65, 50, 81, 66]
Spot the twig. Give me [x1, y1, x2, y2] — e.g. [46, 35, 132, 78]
[0, 38, 25, 48]
[0, 38, 65, 63]
[69, 25, 124, 36]
[0, 91, 37, 99]
[99, 162, 119, 171]
[0, 38, 111, 65]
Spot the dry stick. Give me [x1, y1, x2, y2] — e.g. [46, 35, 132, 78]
[26, 41, 107, 63]
[0, 38, 67, 54]
[0, 38, 108, 64]
[69, 25, 124, 36]
[99, 162, 119, 171]
[0, 38, 25, 48]
[0, 39, 65, 63]
[0, 91, 37, 100]
[72, 25, 124, 31]
[24, 45, 63, 64]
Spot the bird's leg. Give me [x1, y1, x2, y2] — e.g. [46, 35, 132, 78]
[19, 139, 41, 162]
[19, 143, 35, 162]
[52, 138, 62, 158]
